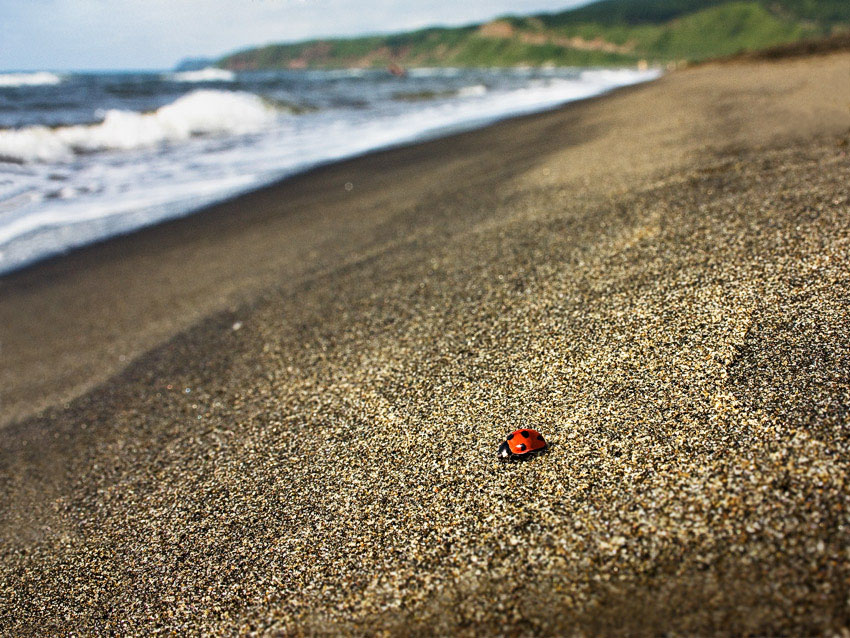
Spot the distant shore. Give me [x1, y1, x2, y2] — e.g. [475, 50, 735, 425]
[1, 48, 849, 636]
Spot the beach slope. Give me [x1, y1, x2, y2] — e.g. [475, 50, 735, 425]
[1, 51, 849, 635]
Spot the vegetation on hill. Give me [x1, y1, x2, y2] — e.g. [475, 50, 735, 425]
[217, 0, 850, 69]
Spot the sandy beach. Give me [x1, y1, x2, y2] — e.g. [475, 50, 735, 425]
[1, 49, 849, 635]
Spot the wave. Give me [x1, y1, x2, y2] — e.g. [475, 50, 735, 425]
[457, 84, 488, 98]
[0, 90, 277, 163]
[393, 84, 488, 103]
[579, 68, 658, 84]
[0, 72, 62, 87]
[169, 67, 235, 83]
[0, 173, 260, 248]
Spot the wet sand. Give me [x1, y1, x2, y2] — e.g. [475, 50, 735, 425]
[1, 51, 849, 635]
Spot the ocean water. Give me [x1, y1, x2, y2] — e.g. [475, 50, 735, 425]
[0, 66, 660, 274]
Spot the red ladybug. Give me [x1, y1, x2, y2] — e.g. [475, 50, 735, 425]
[497, 428, 547, 461]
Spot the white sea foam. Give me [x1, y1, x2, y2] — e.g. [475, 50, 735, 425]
[580, 68, 656, 84]
[0, 173, 259, 247]
[170, 67, 235, 83]
[0, 90, 277, 163]
[0, 72, 62, 87]
[457, 84, 488, 97]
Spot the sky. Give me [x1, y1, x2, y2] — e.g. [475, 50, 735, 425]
[1, 0, 591, 71]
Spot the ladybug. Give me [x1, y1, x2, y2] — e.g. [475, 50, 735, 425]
[497, 428, 547, 461]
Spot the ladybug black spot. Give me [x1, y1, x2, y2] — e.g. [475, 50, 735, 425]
[506, 433, 514, 441]
[537, 435, 544, 441]
[518, 443, 527, 451]
[521, 430, 530, 438]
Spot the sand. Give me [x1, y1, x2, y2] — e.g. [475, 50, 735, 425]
[1, 51, 849, 636]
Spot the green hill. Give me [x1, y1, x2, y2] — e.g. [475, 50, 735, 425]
[218, 0, 850, 69]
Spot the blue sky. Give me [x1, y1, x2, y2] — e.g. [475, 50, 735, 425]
[1, 0, 590, 71]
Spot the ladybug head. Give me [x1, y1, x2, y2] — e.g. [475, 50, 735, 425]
[497, 441, 512, 461]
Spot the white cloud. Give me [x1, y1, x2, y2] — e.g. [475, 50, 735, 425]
[0, 0, 589, 71]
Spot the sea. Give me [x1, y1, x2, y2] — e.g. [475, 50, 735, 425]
[0, 66, 660, 274]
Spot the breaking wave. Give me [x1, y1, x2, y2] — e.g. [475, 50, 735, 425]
[0, 72, 63, 87]
[169, 67, 236, 83]
[0, 90, 277, 163]
[457, 84, 488, 97]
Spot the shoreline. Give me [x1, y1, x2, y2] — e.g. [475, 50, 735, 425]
[0, 66, 660, 278]
[0, 74, 654, 281]
[1, 50, 849, 635]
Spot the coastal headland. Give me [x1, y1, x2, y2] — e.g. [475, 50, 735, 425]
[1, 49, 849, 635]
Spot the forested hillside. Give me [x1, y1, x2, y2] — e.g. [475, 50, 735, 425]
[218, 0, 850, 69]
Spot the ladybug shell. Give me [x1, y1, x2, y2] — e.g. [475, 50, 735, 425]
[498, 429, 546, 460]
